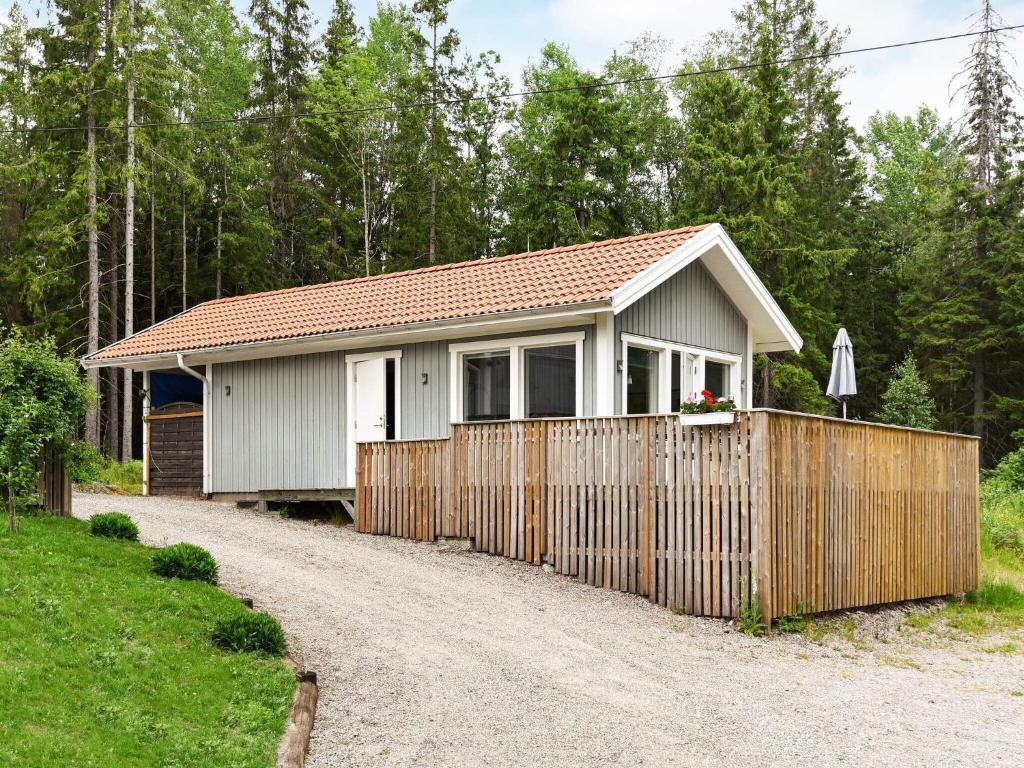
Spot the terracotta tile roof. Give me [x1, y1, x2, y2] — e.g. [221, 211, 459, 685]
[88, 225, 710, 361]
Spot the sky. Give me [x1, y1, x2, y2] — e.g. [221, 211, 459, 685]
[5, 0, 1022, 129]
[296, 0, 1024, 129]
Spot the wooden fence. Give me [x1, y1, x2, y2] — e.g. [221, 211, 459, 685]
[145, 402, 204, 496]
[356, 410, 980, 622]
[37, 444, 72, 516]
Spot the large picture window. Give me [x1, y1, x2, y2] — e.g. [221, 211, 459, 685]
[525, 345, 576, 418]
[450, 332, 585, 422]
[463, 351, 511, 421]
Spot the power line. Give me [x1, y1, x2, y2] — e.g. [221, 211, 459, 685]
[2, 23, 1021, 135]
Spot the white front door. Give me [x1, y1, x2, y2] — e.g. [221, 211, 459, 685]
[353, 357, 387, 444]
[346, 351, 400, 486]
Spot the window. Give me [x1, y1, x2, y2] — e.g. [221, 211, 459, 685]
[621, 333, 743, 412]
[463, 351, 510, 421]
[525, 345, 576, 418]
[705, 360, 729, 399]
[626, 346, 659, 414]
[450, 332, 584, 421]
[670, 351, 682, 412]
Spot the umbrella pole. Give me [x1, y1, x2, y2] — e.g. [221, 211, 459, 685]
[842, 401, 847, 420]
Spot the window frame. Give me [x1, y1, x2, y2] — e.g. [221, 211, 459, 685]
[620, 333, 742, 414]
[449, 331, 585, 422]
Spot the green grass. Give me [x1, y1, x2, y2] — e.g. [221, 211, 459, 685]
[97, 459, 144, 495]
[0, 516, 296, 767]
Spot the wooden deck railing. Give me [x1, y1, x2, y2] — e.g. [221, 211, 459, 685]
[356, 410, 979, 622]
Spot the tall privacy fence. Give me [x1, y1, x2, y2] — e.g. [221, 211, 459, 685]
[356, 410, 980, 622]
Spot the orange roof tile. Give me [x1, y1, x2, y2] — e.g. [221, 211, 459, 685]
[88, 225, 710, 361]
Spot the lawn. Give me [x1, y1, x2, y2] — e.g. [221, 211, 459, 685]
[0, 515, 296, 768]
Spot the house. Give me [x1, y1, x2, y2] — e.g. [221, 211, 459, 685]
[83, 223, 803, 501]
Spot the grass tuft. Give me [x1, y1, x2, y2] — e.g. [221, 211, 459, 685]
[151, 542, 219, 585]
[88, 512, 139, 541]
[212, 611, 287, 656]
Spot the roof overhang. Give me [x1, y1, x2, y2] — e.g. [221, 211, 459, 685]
[609, 223, 803, 354]
[81, 301, 609, 370]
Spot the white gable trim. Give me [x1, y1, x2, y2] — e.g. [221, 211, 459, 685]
[609, 223, 803, 354]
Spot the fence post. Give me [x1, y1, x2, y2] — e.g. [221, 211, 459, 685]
[749, 411, 773, 630]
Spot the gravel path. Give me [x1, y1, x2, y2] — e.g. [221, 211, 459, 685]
[75, 493, 1023, 767]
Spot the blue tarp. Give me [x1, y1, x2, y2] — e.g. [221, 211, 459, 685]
[150, 371, 202, 407]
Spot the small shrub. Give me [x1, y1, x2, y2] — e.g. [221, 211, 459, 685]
[88, 512, 139, 541]
[775, 602, 808, 633]
[212, 611, 286, 655]
[151, 542, 219, 584]
[991, 447, 1024, 492]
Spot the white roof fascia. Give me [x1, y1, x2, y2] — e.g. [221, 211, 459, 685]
[609, 223, 803, 354]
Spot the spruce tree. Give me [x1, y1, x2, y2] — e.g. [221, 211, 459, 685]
[875, 355, 939, 430]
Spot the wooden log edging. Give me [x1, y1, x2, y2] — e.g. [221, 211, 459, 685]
[234, 595, 319, 768]
[278, 668, 319, 768]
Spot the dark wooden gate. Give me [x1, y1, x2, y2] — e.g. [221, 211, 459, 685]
[146, 402, 203, 496]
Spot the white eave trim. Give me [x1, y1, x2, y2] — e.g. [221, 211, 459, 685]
[81, 300, 609, 370]
[609, 223, 803, 354]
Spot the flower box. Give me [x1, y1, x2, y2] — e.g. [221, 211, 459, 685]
[679, 411, 736, 426]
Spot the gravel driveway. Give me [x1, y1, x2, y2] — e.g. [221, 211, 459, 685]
[75, 493, 1023, 767]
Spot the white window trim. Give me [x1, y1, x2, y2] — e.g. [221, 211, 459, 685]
[346, 349, 402, 486]
[620, 332, 742, 414]
[449, 331, 585, 422]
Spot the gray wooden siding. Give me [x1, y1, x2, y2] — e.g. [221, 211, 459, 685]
[210, 326, 595, 493]
[614, 261, 748, 413]
[211, 352, 347, 493]
[399, 340, 448, 439]
[616, 261, 746, 353]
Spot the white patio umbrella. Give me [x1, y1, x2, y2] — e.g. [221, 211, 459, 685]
[826, 327, 857, 419]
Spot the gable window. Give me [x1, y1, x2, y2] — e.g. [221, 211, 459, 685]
[622, 333, 743, 412]
[704, 359, 730, 400]
[626, 346, 659, 415]
[450, 332, 585, 422]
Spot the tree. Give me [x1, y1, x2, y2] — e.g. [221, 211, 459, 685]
[671, 0, 863, 407]
[844, 108, 956, 415]
[899, 3, 1024, 461]
[122, 0, 138, 462]
[249, 0, 314, 278]
[499, 43, 636, 252]
[412, 0, 460, 264]
[874, 355, 939, 430]
[0, 331, 94, 531]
